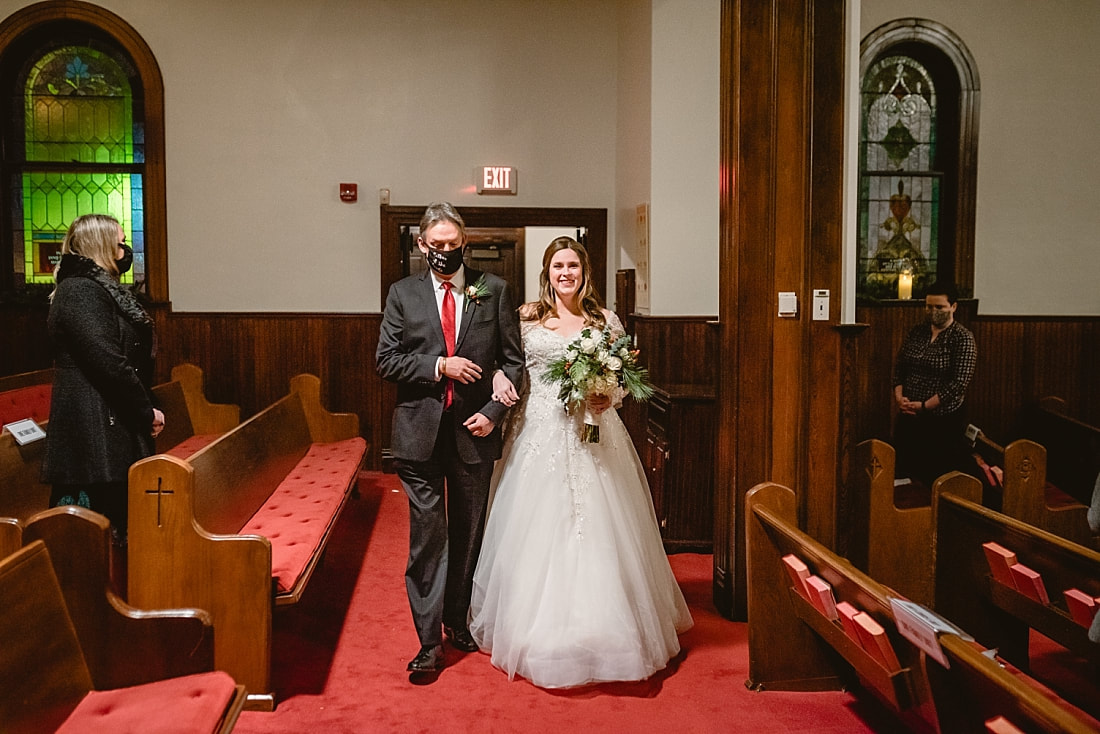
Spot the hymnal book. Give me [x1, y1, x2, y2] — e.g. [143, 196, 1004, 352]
[781, 554, 811, 598]
[835, 601, 863, 644]
[853, 612, 901, 672]
[805, 575, 838, 621]
[1063, 588, 1097, 627]
[1008, 564, 1049, 605]
[984, 715, 1025, 734]
[981, 542, 1018, 587]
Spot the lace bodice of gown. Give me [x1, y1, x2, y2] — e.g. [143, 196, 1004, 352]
[504, 312, 627, 450]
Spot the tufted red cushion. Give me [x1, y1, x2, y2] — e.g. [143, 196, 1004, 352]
[0, 384, 51, 426]
[242, 437, 366, 593]
[55, 671, 238, 734]
[165, 433, 222, 459]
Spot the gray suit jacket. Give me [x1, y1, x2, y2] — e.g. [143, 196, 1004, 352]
[376, 267, 525, 463]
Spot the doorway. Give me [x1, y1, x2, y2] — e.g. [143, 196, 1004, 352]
[379, 205, 607, 306]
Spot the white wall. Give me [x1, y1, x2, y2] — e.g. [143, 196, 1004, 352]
[648, 0, 720, 316]
[1, 0, 620, 313]
[863, 1, 1100, 315]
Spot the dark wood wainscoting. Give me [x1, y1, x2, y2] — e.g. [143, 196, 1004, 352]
[152, 310, 387, 470]
[0, 304, 50, 376]
[624, 316, 719, 553]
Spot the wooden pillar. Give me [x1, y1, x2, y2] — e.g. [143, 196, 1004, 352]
[715, 0, 846, 619]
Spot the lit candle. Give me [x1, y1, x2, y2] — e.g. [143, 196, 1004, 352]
[898, 271, 913, 300]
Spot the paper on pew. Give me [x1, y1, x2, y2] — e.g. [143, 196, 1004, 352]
[2, 418, 46, 445]
[890, 597, 973, 668]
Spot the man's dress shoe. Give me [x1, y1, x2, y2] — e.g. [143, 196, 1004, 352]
[407, 645, 444, 673]
[445, 626, 479, 652]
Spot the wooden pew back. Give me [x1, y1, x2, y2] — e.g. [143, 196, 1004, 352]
[856, 439, 934, 605]
[25, 505, 215, 690]
[187, 391, 310, 535]
[1030, 396, 1100, 507]
[0, 516, 19, 558]
[746, 482, 937, 729]
[928, 634, 1100, 734]
[0, 541, 92, 733]
[933, 471, 1100, 670]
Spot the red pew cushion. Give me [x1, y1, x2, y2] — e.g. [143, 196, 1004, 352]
[164, 433, 222, 460]
[241, 437, 366, 593]
[0, 384, 51, 426]
[55, 671, 237, 734]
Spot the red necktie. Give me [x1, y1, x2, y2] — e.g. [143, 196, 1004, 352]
[442, 281, 455, 409]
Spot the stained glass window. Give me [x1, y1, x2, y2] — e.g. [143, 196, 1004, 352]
[858, 55, 939, 300]
[13, 44, 144, 287]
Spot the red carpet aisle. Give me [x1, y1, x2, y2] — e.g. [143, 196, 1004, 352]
[234, 472, 894, 734]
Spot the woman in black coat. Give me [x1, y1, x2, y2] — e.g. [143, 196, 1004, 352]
[41, 213, 165, 539]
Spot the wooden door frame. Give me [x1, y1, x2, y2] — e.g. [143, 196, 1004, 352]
[379, 205, 607, 303]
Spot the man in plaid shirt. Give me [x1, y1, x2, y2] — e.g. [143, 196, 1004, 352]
[892, 281, 977, 486]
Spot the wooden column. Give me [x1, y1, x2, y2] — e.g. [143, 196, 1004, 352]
[715, 0, 846, 619]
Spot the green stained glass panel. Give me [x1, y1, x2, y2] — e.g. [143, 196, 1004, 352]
[17, 45, 142, 286]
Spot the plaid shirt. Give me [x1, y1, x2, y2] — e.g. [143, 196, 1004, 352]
[893, 320, 977, 415]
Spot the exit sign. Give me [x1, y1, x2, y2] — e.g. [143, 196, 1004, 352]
[477, 166, 517, 194]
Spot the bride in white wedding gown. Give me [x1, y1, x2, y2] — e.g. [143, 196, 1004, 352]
[469, 237, 692, 689]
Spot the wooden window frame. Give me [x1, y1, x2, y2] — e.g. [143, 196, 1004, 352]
[0, 0, 168, 302]
[861, 18, 980, 294]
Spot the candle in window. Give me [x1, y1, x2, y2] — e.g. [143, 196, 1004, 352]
[898, 271, 913, 300]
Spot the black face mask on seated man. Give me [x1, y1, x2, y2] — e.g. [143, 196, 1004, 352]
[115, 244, 134, 275]
[425, 244, 465, 276]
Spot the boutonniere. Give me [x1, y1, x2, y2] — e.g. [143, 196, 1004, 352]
[464, 275, 491, 313]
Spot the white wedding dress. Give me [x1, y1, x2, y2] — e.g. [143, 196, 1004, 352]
[469, 315, 693, 689]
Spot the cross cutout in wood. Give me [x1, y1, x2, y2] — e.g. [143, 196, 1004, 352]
[144, 476, 173, 526]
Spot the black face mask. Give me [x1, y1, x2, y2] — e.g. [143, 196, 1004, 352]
[424, 244, 465, 276]
[115, 244, 134, 275]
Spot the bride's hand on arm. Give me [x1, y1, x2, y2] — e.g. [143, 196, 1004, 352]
[492, 370, 519, 406]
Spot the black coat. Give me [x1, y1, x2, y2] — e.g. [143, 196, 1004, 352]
[41, 255, 156, 485]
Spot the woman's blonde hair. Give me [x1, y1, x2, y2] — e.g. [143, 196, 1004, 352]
[522, 236, 605, 327]
[60, 214, 123, 277]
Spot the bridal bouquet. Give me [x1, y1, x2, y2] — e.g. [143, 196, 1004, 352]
[543, 325, 654, 443]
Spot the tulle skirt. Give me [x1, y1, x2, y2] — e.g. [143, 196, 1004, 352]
[469, 404, 693, 689]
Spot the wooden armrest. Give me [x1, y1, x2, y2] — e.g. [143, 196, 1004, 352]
[25, 506, 215, 689]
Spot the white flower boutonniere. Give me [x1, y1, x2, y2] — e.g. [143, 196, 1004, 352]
[464, 275, 491, 313]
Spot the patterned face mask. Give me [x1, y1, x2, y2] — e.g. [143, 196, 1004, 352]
[425, 245, 464, 276]
[930, 309, 951, 328]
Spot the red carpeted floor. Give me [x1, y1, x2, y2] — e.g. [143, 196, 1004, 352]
[233, 472, 898, 733]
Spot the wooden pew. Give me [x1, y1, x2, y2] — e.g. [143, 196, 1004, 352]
[746, 481, 939, 732]
[933, 471, 1100, 678]
[0, 363, 239, 522]
[1028, 396, 1100, 507]
[928, 633, 1100, 733]
[855, 439, 935, 606]
[748, 480, 1100, 733]
[25, 505, 218, 689]
[127, 373, 367, 711]
[0, 533, 245, 733]
[0, 368, 53, 523]
[152, 362, 240, 458]
[966, 429, 1095, 549]
[0, 516, 21, 559]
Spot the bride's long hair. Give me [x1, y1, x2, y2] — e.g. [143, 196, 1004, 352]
[522, 237, 605, 328]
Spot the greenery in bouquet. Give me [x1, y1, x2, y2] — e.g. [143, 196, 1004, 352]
[542, 325, 655, 442]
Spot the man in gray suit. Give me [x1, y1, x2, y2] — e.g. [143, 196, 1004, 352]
[377, 202, 525, 676]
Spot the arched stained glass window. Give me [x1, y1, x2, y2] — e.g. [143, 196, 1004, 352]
[858, 55, 938, 299]
[858, 19, 980, 301]
[20, 44, 144, 286]
[1, 3, 165, 304]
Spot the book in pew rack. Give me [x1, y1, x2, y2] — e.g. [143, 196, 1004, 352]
[981, 541, 1018, 588]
